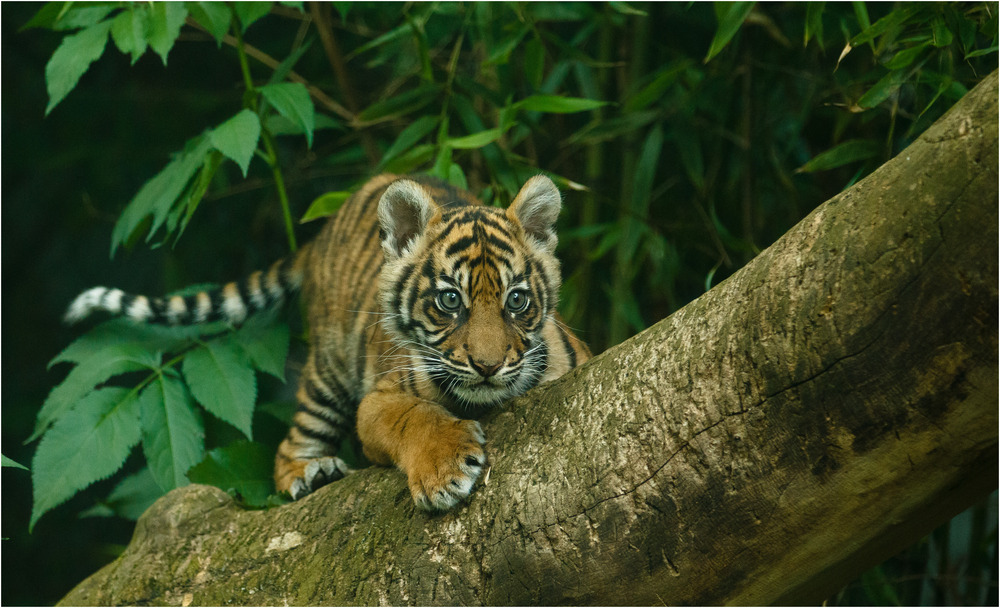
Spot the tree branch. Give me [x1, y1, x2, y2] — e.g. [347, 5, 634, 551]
[59, 71, 998, 607]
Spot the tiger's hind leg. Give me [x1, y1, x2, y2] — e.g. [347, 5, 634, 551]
[274, 358, 356, 500]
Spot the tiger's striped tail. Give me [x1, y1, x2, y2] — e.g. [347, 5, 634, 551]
[64, 244, 312, 326]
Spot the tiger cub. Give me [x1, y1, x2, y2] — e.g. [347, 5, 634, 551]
[66, 173, 590, 511]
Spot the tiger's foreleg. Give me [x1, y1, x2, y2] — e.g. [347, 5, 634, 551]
[356, 389, 486, 511]
[274, 358, 354, 500]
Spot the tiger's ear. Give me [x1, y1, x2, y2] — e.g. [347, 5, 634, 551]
[507, 175, 561, 253]
[378, 179, 439, 259]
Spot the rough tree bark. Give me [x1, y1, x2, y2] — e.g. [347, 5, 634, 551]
[60, 72, 998, 607]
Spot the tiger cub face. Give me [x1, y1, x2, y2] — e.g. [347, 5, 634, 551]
[377, 176, 563, 407]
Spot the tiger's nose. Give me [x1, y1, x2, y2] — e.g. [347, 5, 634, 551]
[469, 357, 502, 378]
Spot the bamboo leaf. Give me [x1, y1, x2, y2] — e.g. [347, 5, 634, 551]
[858, 70, 907, 109]
[796, 139, 880, 173]
[30, 387, 143, 531]
[378, 115, 438, 168]
[524, 36, 545, 90]
[484, 26, 529, 66]
[964, 45, 999, 60]
[705, 2, 754, 62]
[671, 124, 705, 193]
[356, 84, 439, 124]
[447, 128, 503, 150]
[931, 17, 954, 48]
[885, 42, 930, 70]
[301, 191, 352, 223]
[44, 19, 113, 115]
[514, 94, 609, 113]
[804, 2, 825, 49]
[849, 6, 917, 47]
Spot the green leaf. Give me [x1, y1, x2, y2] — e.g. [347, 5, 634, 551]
[513, 94, 609, 114]
[524, 36, 545, 90]
[705, 2, 754, 62]
[796, 139, 880, 173]
[232, 317, 290, 381]
[885, 42, 930, 70]
[182, 338, 257, 439]
[850, 6, 917, 47]
[2, 454, 28, 470]
[146, 2, 188, 65]
[111, 135, 213, 257]
[110, 6, 149, 65]
[964, 45, 999, 59]
[172, 149, 224, 245]
[804, 2, 825, 49]
[186, 1, 232, 45]
[378, 115, 438, 168]
[44, 19, 113, 115]
[485, 26, 529, 66]
[209, 109, 262, 177]
[447, 128, 504, 150]
[381, 144, 436, 175]
[140, 372, 205, 491]
[82, 468, 163, 520]
[267, 39, 312, 85]
[857, 70, 907, 109]
[51, 318, 209, 368]
[609, 2, 649, 17]
[931, 17, 954, 47]
[670, 123, 704, 193]
[448, 163, 468, 190]
[24, 3, 115, 31]
[232, 2, 272, 32]
[187, 441, 275, 507]
[331, 2, 351, 21]
[31, 344, 158, 443]
[107, 468, 164, 520]
[625, 62, 689, 112]
[259, 83, 315, 148]
[31, 387, 142, 531]
[301, 191, 352, 223]
[346, 22, 410, 60]
[357, 84, 439, 124]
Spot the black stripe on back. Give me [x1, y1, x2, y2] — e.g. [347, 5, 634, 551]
[556, 322, 577, 369]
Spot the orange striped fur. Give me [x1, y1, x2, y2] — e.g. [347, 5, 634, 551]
[66, 173, 590, 511]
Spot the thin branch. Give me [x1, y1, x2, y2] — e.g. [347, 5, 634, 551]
[184, 16, 354, 121]
[308, 1, 380, 164]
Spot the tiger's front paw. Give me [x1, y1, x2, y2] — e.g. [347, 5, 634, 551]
[406, 420, 486, 511]
[288, 456, 351, 500]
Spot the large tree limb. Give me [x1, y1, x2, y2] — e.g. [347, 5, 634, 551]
[60, 71, 998, 607]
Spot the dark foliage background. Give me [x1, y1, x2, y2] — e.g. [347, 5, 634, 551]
[2, 2, 996, 605]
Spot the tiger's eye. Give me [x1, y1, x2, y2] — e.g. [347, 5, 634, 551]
[437, 289, 462, 312]
[506, 290, 529, 313]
